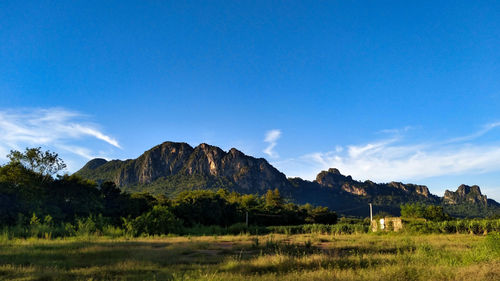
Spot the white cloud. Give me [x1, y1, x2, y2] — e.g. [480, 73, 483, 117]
[71, 125, 121, 148]
[303, 142, 500, 183]
[263, 129, 281, 158]
[274, 124, 500, 185]
[445, 122, 500, 144]
[0, 108, 120, 167]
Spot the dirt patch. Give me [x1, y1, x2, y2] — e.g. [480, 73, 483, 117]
[215, 242, 234, 249]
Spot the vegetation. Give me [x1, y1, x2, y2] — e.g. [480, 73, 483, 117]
[400, 203, 451, 221]
[443, 202, 500, 218]
[0, 233, 499, 280]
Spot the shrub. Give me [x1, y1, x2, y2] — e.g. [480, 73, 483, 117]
[126, 205, 182, 236]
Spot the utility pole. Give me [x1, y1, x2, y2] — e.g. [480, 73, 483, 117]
[246, 211, 249, 227]
[369, 203, 373, 222]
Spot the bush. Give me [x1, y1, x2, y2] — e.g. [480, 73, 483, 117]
[124, 205, 182, 236]
[227, 223, 249, 235]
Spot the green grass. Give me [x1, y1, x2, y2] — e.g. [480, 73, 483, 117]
[0, 233, 499, 280]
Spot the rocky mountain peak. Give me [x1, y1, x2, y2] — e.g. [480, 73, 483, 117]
[456, 184, 482, 196]
[81, 158, 108, 170]
[76, 141, 291, 194]
[314, 169, 433, 199]
[388, 182, 430, 197]
[444, 184, 488, 206]
[328, 168, 341, 175]
[228, 148, 244, 157]
[315, 168, 352, 187]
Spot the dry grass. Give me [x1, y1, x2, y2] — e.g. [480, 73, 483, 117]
[0, 233, 498, 280]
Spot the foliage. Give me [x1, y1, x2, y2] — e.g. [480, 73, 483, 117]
[123, 205, 182, 236]
[401, 203, 451, 221]
[404, 218, 500, 234]
[171, 189, 239, 227]
[7, 147, 66, 181]
[443, 203, 500, 218]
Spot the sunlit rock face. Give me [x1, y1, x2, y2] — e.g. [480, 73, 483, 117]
[444, 185, 488, 206]
[77, 141, 291, 194]
[314, 168, 432, 199]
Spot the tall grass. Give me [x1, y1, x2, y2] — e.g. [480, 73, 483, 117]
[0, 233, 498, 280]
[1, 217, 499, 241]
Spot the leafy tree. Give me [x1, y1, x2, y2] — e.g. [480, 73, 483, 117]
[0, 161, 42, 187]
[400, 203, 426, 218]
[100, 181, 128, 223]
[7, 147, 66, 182]
[401, 203, 450, 221]
[265, 188, 283, 208]
[172, 190, 239, 227]
[306, 206, 338, 224]
[47, 175, 103, 221]
[0, 181, 20, 224]
[424, 205, 450, 221]
[124, 192, 157, 218]
[125, 205, 182, 236]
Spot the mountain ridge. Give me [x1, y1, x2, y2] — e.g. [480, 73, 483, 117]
[76, 141, 500, 217]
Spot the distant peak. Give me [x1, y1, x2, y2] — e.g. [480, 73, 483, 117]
[327, 168, 341, 175]
[315, 168, 350, 187]
[456, 184, 482, 195]
[229, 148, 244, 156]
[158, 141, 193, 149]
[83, 158, 108, 170]
[197, 143, 218, 149]
[444, 184, 487, 206]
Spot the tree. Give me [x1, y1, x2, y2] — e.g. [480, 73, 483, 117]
[265, 188, 283, 208]
[306, 206, 338, 224]
[100, 181, 126, 222]
[172, 190, 239, 227]
[48, 175, 103, 220]
[400, 203, 450, 221]
[424, 205, 450, 221]
[125, 205, 182, 236]
[400, 203, 425, 218]
[7, 147, 66, 181]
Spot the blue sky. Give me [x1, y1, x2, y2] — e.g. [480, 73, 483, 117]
[1, 1, 500, 200]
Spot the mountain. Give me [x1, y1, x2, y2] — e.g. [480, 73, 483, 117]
[442, 184, 500, 217]
[443, 184, 491, 206]
[76, 141, 500, 218]
[77, 142, 292, 196]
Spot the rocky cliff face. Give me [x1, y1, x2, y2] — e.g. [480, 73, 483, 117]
[443, 185, 488, 206]
[315, 168, 352, 187]
[76, 141, 290, 194]
[314, 168, 433, 199]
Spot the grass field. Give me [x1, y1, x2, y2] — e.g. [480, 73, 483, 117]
[1, 233, 499, 281]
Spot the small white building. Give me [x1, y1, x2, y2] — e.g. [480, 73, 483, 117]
[371, 217, 403, 232]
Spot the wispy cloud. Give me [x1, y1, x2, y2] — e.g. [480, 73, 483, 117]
[445, 122, 500, 144]
[0, 108, 120, 166]
[274, 123, 500, 184]
[263, 129, 281, 158]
